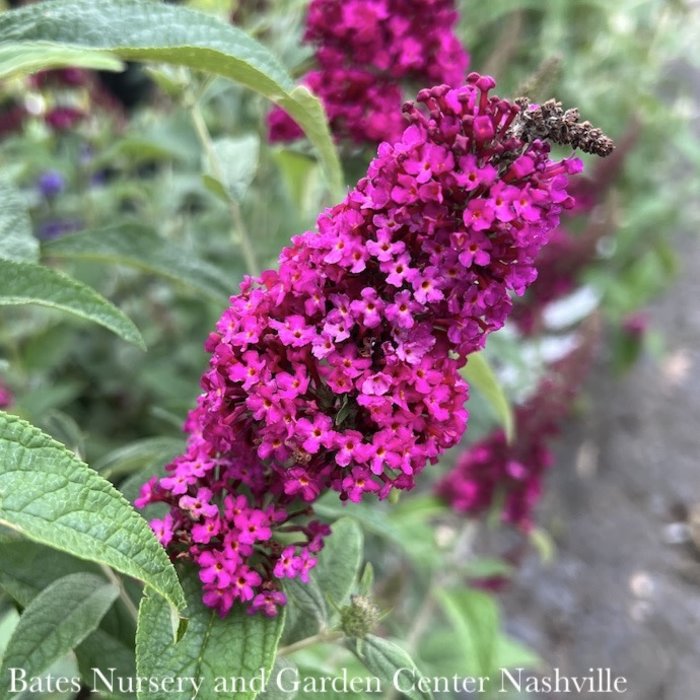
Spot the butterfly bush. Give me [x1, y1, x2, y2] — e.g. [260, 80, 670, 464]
[436, 322, 599, 531]
[267, 0, 469, 145]
[138, 73, 600, 616]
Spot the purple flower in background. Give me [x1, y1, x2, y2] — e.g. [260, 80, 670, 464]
[44, 106, 85, 131]
[37, 170, 65, 199]
[37, 218, 83, 241]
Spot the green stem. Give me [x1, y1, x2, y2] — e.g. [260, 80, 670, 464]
[387, 521, 478, 700]
[277, 629, 344, 657]
[100, 564, 139, 625]
[189, 100, 260, 278]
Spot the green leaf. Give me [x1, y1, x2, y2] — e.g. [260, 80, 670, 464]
[357, 563, 374, 597]
[0, 538, 101, 607]
[494, 634, 543, 671]
[0, 538, 137, 693]
[76, 629, 138, 699]
[0, 41, 123, 80]
[136, 567, 285, 700]
[461, 352, 514, 442]
[0, 412, 186, 627]
[271, 150, 317, 210]
[528, 526, 556, 563]
[284, 577, 327, 630]
[435, 587, 499, 678]
[0, 180, 39, 264]
[205, 135, 260, 203]
[312, 517, 363, 610]
[0, 259, 145, 350]
[43, 223, 232, 304]
[0, 606, 20, 664]
[464, 557, 514, 581]
[314, 498, 406, 556]
[280, 85, 344, 197]
[0, 573, 119, 699]
[0, 0, 343, 196]
[92, 436, 183, 479]
[259, 658, 298, 700]
[350, 635, 432, 700]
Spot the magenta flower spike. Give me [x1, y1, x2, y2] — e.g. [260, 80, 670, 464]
[139, 74, 608, 616]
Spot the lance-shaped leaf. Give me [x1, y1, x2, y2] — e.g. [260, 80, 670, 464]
[0, 41, 123, 80]
[0, 573, 119, 699]
[0, 180, 39, 263]
[350, 635, 433, 700]
[43, 224, 233, 305]
[76, 629, 138, 699]
[0, 538, 137, 692]
[0, 0, 343, 196]
[282, 517, 363, 645]
[0, 259, 145, 349]
[258, 658, 298, 700]
[136, 567, 284, 700]
[461, 351, 514, 442]
[435, 587, 499, 678]
[92, 436, 183, 479]
[0, 537, 103, 607]
[312, 517, 363, 610]
[203, 135, 260, 204]
[0, 412, 186, 627]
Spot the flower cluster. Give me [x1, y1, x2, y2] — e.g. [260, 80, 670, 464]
[139, 74, 591, 616]
[268, 0, 469, 145]
[436, 322, 599, 530]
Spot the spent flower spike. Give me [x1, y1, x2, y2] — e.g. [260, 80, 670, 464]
[138, 74, 611, 616]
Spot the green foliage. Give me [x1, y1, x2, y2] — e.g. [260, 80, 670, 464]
[0, 259, 145, 349]
[461, 351, 515, 442]
[0, 537, 103, 606]
[283, 517, 363, 645]
[0, 0, 343, 195]
[0, 573, 119, 699]
[43, 223, 233, 304]
[92, 436, 183, 479]
[436, 588, 500, 679]
[0, 180, 39, 263]
[0, 413, 186, 624]
[430, 587, 543, 685]
[0, 41, 123, 80]
[204, 134, 260, 203]
[136, 567, 284, 700]
[350, 635, 432, 700]
[259, 658, 299, 700]
[312, 518, 363, 610]
[0, 538, 137, 694]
